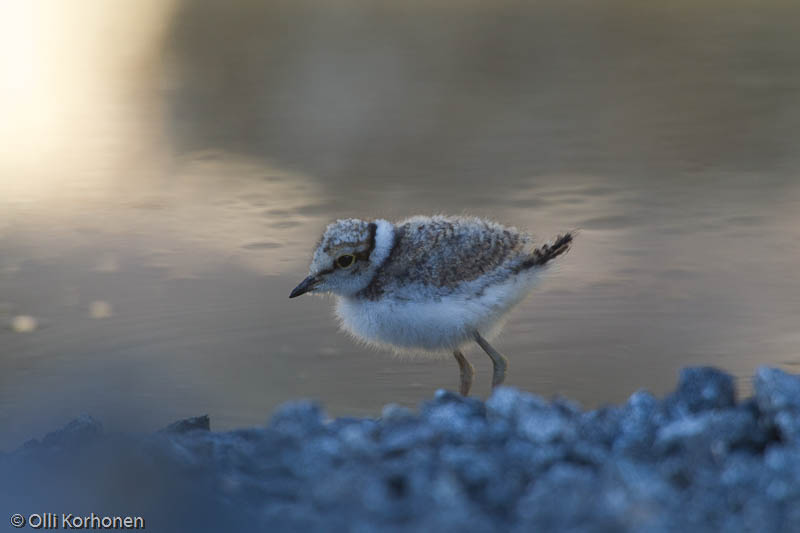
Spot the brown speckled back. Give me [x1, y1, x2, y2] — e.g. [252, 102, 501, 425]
[361, 216, 530, 299]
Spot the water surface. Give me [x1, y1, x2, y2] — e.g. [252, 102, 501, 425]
[2, 0, 800, 449]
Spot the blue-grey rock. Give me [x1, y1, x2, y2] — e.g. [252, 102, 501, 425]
[268, 400, 326, 438]
[3, 366, 800, 533]
[161, 414, 211, 433]
[667, 367, 736, 415]
[485, 386, 548, 422]
[381, 403, 415, 422]
[613, 389, 663, 457]
[32, 413, 103, 451]
[754, 367, 800, 412]
[754, 366, 800, 443]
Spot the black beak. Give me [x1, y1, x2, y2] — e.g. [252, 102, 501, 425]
[289, 275, 319, 298]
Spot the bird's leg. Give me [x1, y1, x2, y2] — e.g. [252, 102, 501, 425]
[473, 331, 508, 389]
[452, 349, 474, 396]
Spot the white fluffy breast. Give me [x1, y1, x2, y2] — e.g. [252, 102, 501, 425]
[335, 270, 540, 353]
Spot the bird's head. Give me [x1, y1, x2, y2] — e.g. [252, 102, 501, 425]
[290, 219, 391, 298]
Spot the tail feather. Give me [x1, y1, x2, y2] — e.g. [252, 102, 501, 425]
[520, 233, 573, 270]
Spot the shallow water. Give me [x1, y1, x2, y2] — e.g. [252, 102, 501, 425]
[2, 0, 800, 449]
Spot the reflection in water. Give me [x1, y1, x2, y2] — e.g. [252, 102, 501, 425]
[89, 301, 113, 320]
[10, 315, 37, 334]
[0, 0, 178, 201]
[1, 1, 800, 449]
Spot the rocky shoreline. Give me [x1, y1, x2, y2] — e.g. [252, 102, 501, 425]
[3, 366, 800, 532]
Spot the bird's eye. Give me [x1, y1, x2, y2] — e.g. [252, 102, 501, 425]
[336, 254, 355, 268]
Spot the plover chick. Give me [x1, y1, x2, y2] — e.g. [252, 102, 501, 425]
[289, 215, 572, 396]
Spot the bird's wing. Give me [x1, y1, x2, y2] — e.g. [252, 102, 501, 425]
[383, 218, 528, 288]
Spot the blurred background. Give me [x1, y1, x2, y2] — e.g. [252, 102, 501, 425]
[2, 0, 799, 450]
